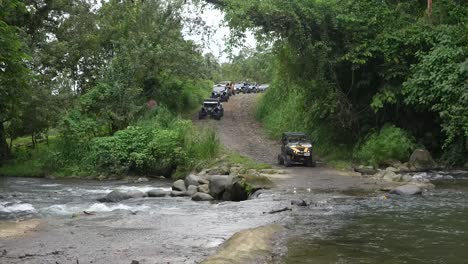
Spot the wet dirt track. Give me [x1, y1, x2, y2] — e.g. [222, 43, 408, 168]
[197, 93, 386, 192]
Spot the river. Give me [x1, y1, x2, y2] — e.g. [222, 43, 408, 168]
[0, 170, 467, 263]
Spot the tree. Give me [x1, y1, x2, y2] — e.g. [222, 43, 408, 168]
[0, 0, 30, 160]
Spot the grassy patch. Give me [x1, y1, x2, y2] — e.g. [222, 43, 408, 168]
[241, 174, 275, 189]
[0, 139, 52, 177]
[223, 151, 272, 171]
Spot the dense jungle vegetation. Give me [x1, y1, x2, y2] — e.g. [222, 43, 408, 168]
[1, 0, 467, 178]
[0, 0, 225, 178]
[209, 0, 468, 167]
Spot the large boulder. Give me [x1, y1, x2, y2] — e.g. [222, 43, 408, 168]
[185, 174, 200, 187]
[97, 191, 132, 203]
[409, 149, 436, 170]
[209, 175, 233, 199]
[198, 184, 210, 194]
[172, 180, 187, 192]
[186, 185, 198, 196]
[192, 192, 214, 201]
[390, 184, 422, 196]
[147, 189, 169, 197]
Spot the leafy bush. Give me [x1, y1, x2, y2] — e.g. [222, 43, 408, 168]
[354, 125, 416, 166]
[87, 126, 187, 176]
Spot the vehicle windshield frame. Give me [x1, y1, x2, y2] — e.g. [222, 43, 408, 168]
[286, 135, 311, 144]
[203, 102, 218, 107]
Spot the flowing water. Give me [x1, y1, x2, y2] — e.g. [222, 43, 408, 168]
[284, 171, 468, 264]
[0, 171, 467, 263]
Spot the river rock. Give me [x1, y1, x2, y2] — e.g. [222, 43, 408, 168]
[409, 149, 436, 170]
[192, 192, 214, 201]
[396, 162, 410, 172]
[198, 184, 210, 194]
[229, 166, 242, 176]
[170, 191, 188, 197]
[97, 191, 132, 203]
[185, 174, 200, 187]
[147, 189, 169, 197]
[172, 180, 187, 192]
[400, 175, 413, 182]
[385, 166, 399, 172]
[390, 184, 422, 195]
[354, 166, 377, 175]
[207, 166, 230, 176]
[135, 177, 149, 183]
[229, 178, 250, 201]
[246, 169, 260, 177]
[209, 175, 233, 199]
[198, 178, 210, 185]
[248, 189, 265, 200]
[186, 185, 198, 196]
[127, 190, 147, 198]
[291, 199, 308, 206]
[382, 170, 402, 182]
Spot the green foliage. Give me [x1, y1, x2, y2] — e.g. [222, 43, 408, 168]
[355, 126, 416, 167]
[218, 47, 274, 84]
[219, 0, 468, 165]
[403, 25, 468, 148]
[88, 126, 185, 175]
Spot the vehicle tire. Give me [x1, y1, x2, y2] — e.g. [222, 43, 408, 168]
[284, 155, 292, 167]
[214, 114, 221, 120]
[198, 113, 204, 120]
[277, 154, 284, 165]
[305, 157, 316, 167]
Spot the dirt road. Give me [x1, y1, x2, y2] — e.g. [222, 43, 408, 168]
[197, 94, 388, 191]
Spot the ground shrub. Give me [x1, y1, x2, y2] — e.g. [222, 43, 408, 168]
[354, 125, 416, 166]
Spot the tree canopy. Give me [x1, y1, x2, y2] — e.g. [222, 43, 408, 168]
[215, 0, 467, 165]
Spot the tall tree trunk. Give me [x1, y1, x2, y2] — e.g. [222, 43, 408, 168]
[427, 0, 433, 16]
[0, 123, 11, 161]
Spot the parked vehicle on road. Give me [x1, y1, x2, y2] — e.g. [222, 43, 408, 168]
[249, 83, 259, 93]
[278, 132, 316, 167]
[234, 83, 243, 93]
[258, 84, 270, 92]
[212, 85, 230, 102]
[199, 99, 224, 120]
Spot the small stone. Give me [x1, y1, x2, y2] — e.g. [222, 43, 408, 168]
[382, 171, 402, 182]
[170, 191, 188, 197]
[172, 180, 187, 192]
[385, 166, 399, 172]
[198, 178, 209, 185]
[135, 177, 149, 183]
[184, 174, 200, 187]
[291, 199, 308, 206]
[198, 184, 210, 194]
[390, 184, 422, 196]
[186, 185, 198, 196]
[97, 190, 132, 203]
[192, 192, 214, 201]
[400, 175, 413, 182]
[147, 189, 169, 197]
